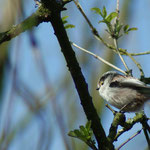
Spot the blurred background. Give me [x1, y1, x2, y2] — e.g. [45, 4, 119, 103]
[0, 0, 150, 150]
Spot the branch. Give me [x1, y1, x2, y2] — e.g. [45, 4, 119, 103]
[107, 112, 126, 143]
[129, 51, 150, 56]
[106, 106, 150, 146]
[113, 39, 130, 73]
[113, 0, 130, 73]
[140, 113, 150, 148]
[126, 52, 144, 77]
[44, 1, 114, 149]
[0, 5, 51, 45]
[116, 129, 142, 150]
[114, 112, 149, 141]
[72, 0, 150, 77]
[71, 42, 127, 75]
[73, 0, 150, 59]
[50, 14, 114, 150]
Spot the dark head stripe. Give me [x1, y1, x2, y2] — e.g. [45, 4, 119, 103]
[99, 71, 118, 83]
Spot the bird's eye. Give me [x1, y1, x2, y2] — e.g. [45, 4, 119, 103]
[100, 81, 104, 86]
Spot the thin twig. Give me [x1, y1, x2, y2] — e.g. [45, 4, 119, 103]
[105, 104, 116, 115]
[114, 39, 130, 72]
[116, 129, 142, 150]
[126, 53, 144, 77]
[73, 0, 97, 36]
[73, 0, 148, 79]
[73, 0, 150, 61]
[113, 0, 130, 73]
[73, 0, 114, 49]
[115, 0, 120, 22]
[129, 51, 150, 56]
[71, 42, 127, 75]
[116, 0, 120, 14]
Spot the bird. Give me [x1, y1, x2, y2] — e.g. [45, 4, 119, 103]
[96, 71, 150, 112]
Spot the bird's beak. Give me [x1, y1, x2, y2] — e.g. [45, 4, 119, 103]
[96, 87, 99, 90]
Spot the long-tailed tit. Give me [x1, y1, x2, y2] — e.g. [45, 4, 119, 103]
[96, 71, 150, 112]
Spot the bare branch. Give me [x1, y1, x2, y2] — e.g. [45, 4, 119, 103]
[116, 129, 142, 150]
[129, 51, 150, 56]
[72, 42, 127, 75]
[113, 39, 130, 73]
[126, 52, 144, 77]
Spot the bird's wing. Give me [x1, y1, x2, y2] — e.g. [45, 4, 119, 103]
[119, 80, 150, 97]
[110, 77, 150, 97]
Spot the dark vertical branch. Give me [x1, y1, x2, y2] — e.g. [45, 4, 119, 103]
[49, 11, 114, 150]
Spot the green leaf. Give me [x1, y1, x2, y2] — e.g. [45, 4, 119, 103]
[117, 24, 123, 32]
[102, 6, 107, 18]
[64, 24, 75, 29]
[62, 16, 69, 24]
[79, 126, 85, 134]
[91, 7, 101, 15]
[80, 125, 88, 136]
[86, 135, 91, 140]
[74, 129, 82, 137]
[63, 20, 67, 24]
[68, 130, 87, 142]
[68, 121, 96, 149]
[79, 125, 85, 131]
[62, 16, 75, 29]
[105, 12, 118, 22]
[68, 131, 77, 137]
[116, 24, 123, 33]
[62, 16, 69, 21]
[114, 22, 123, 38]
[123, 24, 129, 32]
[123, 25, 137, 34]
[127, 27, 138, 32]
[98, 20, 105, 24]
[85, 121, 91, 130]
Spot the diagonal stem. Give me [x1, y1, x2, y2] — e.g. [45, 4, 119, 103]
[114, 39, 130, 72]
[72, 42, 126, 75]
[49, 10, 114, 150]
